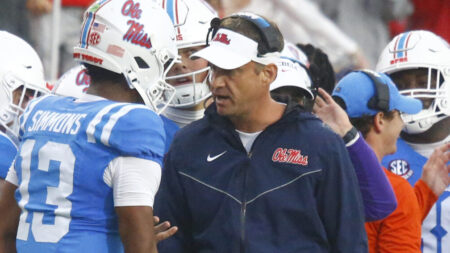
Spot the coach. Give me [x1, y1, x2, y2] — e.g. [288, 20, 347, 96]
[155, 13, 368, 253]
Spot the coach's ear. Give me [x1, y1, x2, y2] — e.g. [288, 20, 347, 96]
[259, 63, 277, 87]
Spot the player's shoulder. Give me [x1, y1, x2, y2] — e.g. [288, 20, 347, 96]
[0, 131, 17, 149]
[85, 102, 165, 157]
[160, 115, 180, 136]
[0, 131, 18, 179]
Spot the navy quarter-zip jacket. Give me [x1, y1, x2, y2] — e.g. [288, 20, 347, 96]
[155, 102, 368, 253]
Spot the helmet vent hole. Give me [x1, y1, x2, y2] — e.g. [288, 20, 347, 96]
[134, 57, 150, 69]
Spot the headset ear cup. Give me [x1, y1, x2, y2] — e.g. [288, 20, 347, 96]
[359, 70, 390, 112]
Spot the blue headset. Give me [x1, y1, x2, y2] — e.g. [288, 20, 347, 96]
[206, 13, 283, 56]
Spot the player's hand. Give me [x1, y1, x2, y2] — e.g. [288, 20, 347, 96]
[26, 0, 52, 15]
[153, 216, 178, 242]
[420, 143, 450, 196]
[313, 88, 353, 137]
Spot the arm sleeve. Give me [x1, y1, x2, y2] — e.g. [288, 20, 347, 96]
[154, 149, 194, 253]
[103, 156, 161, 207]
[413, 179, 438, 222]
[316, 134, 368, 252]
[375, 180, 422, 252]
[347, 135, 397, 221]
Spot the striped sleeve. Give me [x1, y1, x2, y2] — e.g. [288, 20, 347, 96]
[86, 103, 166, 165]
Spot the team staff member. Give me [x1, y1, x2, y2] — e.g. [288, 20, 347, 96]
[155, 13, 367, 252]
[160, 0, 218, 128]
[324, 71, 449, 252]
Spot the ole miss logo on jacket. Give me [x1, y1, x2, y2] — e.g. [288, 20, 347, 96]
[272, 148, 308, 166]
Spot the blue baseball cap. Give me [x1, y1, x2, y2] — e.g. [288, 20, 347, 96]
[332, 71, 422, 118]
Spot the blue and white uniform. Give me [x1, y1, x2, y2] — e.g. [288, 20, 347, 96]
[6, 94, 165, 252]
[160, 115, 179, 154]
[383, 137, 450, 253]
[0, 131, 17, 179]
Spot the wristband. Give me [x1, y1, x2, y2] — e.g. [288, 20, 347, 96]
[343, 126, 359, 146]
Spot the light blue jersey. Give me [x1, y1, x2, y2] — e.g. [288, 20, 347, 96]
[160, 115, 179, 154]
[382, 138, 450, 253]
[0, 131, 17, 179]
[13, 95, 165, 252]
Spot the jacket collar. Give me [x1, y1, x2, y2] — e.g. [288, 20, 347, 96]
[204, 97, 308, 132]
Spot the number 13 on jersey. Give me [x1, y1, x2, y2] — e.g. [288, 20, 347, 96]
[16, 139, 75, 243]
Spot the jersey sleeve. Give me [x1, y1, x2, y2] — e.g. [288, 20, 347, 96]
[87, 104, 166, 166]
[160, 115, 180, 154]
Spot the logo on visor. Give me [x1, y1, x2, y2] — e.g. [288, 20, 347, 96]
[213, 33, 231, 45]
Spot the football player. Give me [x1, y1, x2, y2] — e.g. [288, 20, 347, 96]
[0, 1, 178, 252]
[377, 30, 450, 253]
[0, 31, 49, 182]
[159, 0, 218, 128]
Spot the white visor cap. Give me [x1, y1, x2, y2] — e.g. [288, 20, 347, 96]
[270, 57, 314, 99]
[191, 28, 280, 70]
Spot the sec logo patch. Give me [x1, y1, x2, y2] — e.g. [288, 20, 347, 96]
[388, 159, 413, 179]
[89, 32, 101, 46]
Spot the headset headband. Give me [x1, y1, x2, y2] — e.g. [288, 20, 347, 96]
[360, 70, 390, 112]
[206, 13, 282, 56]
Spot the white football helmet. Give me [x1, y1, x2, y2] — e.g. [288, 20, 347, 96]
[0, 31, 49, 136]
[160, 0, 218, 108]
[281, 40, 309, 67]
[52, 65, 90, 99]
[73, 0, 179, 114]
[270, 57, 314, 99]
[270, 41, 313, 99]
[376, 30, 450, 134]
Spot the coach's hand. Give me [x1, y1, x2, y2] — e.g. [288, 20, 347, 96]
[153, 216, 178, 242]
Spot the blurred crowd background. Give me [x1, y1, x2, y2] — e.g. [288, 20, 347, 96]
[1, 0, 448, 82]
